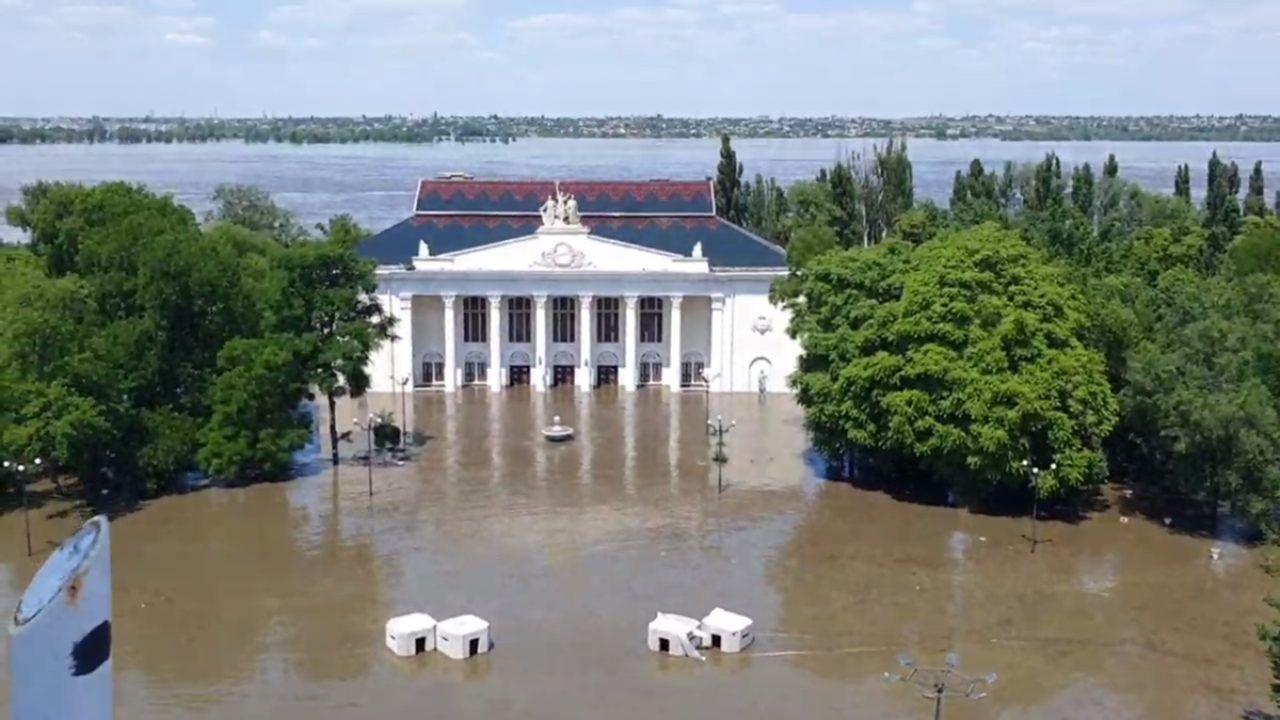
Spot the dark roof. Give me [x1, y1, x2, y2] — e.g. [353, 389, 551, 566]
[365, 178, 784, 270]
[416, 180, 714, 215]
[361, 215, 785, 270]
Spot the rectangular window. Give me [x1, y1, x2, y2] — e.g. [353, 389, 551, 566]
[596, 297, 619, 343]
[462, 296, 487, 343]
[507, 297, 531, 343]
[639, 297, 664, 343]
[681, 359, 706, 387]
[552, 297, 576, 344]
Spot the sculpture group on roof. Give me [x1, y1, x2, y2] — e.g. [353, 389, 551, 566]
[540, 190, 581, 227]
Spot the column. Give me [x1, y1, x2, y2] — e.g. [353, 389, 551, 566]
[622, 294, 639, 392]
[487, 293, 502, 391]
[709, 294, 725, 394]
[667, 295, 683, 393]
[396, 293, 414, 389]
[442, 293, 457, 392]
[578, 294, 594, 391]
[533, 293, 548, 392]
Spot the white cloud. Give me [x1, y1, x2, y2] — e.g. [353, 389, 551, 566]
[50, 3, 132, 26]
[162, 30, 209, 45]
[150, 0, 195, 9]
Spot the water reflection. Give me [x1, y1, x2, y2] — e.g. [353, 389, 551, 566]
[0, 392, 1270, 719]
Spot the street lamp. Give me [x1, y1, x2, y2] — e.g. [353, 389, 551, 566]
[353, 414, 378, 497]
[399, 376, 412, 449]
[3, 457, 42, 557]
[885, 652, 996, 720]
[1022, 459, 1057, 553]
[700, 368, 720, 434]
[707, 414, 735, 494]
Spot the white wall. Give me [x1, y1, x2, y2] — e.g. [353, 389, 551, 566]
[680, 296, 711, 384]
[368, 292, 397, 393]
[413, 295, 444, 385]
[725, 282, 798, 394]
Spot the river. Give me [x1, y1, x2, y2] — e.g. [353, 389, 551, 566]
[0, 392, 1270, 719]
[2, 139, 1280, 238]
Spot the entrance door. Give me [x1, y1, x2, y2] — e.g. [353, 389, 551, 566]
[552, 365, 575, 388]
[509, 365, 530, 387]
[596, 366, 618, 388]
[469, 637, 480, 656]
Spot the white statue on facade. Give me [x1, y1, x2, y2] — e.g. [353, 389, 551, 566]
[540, 195, 559, 227]
[565, 194, 580, 225]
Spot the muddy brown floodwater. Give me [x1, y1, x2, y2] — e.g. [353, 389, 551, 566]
[0, 391, 1273, 719]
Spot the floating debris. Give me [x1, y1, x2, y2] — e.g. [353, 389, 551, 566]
[701, 608, 755, 653]
[542, 416, 574, 442]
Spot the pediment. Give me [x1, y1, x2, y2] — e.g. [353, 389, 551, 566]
[417, 226, 708, 273]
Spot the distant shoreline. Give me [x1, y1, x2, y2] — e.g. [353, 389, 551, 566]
[4, 115, 1280, 145]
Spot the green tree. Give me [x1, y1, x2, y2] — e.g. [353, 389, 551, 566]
[1103, 153, 1120, 180]
[271, 215, 393, 465]
[865, 138, 915, 245]
[1246, 161, 1270, 218]
[207, 184, 309, 245]
[198, 335, 313, 482]
[714, 133, 745, 225]
[743, 174, 789, 245]
[825, 159, 864, 248]
[1174, 163, 1192, 203]
[950, 159, 1001, 227]
[1028, 153, 1065, 213]
[787, 224, 1117, 501]
[1204, 153, 1243, 266]
[1071, 162, 1096, 219]
[1228, 216, 1280, 277]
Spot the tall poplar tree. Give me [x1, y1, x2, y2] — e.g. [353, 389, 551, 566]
[1071, 162, 1096, 218]
[1103, 153, 1120, 180]
[1174, 164, 1192, 203]
[1245, 161, 1270, 218]
[714, 133, 745, 225]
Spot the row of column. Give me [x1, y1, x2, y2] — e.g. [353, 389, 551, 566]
[412, 291, 714, 393]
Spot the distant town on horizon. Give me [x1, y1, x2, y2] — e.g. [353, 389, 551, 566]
[4, 113, 1280, 145]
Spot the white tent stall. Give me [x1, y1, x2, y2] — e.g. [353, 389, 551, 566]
[700, 607, 754, 653]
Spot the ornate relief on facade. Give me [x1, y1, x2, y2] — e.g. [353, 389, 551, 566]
[532, 242, 592, 270]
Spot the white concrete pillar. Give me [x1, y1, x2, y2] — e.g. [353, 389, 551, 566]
[533, 293, 548, 392]
[11, 516, 112, 720]
[578, 294, 593, 391]
[487, 293, 502, 391]
[442, 293, 457, 392]
[396, 294, 414, 389]
[667, 295, 683, 393]
[622, 294, 639, 392]
[709, 294, 725, 393]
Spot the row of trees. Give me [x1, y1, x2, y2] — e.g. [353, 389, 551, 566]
[0, 183, 391, 505]
[716, 135, 1280, 528]
[716, 135, 1280, 705]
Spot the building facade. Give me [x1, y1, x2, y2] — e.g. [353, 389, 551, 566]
[359, 178, 800, 394]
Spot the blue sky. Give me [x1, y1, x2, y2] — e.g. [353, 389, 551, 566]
[1, 0, 1276, 117]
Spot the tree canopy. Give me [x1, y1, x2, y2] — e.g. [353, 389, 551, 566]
[0, 182, 389, 504]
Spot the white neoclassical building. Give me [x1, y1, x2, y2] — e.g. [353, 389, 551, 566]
[360, 178, 800, 394]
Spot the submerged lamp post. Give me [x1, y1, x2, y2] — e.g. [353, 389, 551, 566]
[399, 376, 411, 449]
[885, 652, 996, 720]
[700, 369, 719, 434]
[353, 414, 378, 497]
[3, 458, 42, 557]
[707, 415, 734, 494]
[1022, 460, 1057, 554]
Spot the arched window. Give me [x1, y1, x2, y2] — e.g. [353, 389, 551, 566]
[463, 351, 488, 385]
[421, 352, 445, 386]
[681, 352, 706, 387]
[508, 350, 532, 366]
[639, 351, 663, 385]
[639, 297, 664, 343]
[552, 350, 576, 366]
[596, 351, 620, 366]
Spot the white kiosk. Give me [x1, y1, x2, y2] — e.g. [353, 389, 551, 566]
[700, 608, 754, 653]
[647, 613, 707, 658]
[385, 613, 437, 657]
[436, 615, 491, 660]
